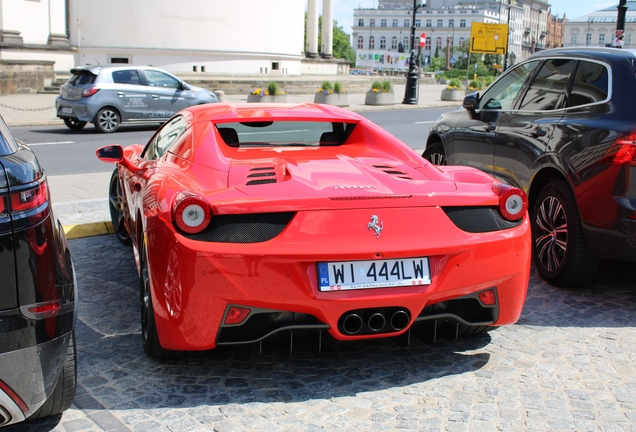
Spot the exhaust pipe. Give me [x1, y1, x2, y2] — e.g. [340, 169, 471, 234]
[390, 310, 410, 331]
[367, 312, 386, 332]
[342, 313, 363, 335]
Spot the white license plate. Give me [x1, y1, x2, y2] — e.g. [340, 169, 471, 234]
[317, 257, 431, 292]
[59, 107, 73, 115]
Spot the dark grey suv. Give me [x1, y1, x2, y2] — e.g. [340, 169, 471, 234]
[56, 65, 218, 133]
[425, 47, 636, 287]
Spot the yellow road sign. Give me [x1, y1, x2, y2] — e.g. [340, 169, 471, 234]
[470, 23, 508, 54]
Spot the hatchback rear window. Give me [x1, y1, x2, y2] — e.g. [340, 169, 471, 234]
[215, 121, 356, 147]
[69, 73, 96, 85]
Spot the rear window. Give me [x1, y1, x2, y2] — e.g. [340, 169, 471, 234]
[567, 61, 609, 107]
[215, 121, 356, 147]
[69, 73, 96, 86]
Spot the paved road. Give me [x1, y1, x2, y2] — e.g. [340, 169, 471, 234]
[11, 108, 450, 177]
[9, 235, 636, 432]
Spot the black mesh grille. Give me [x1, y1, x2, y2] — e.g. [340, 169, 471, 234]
[250, 167, 275, 171]
[373, 165, 393, 169]
[246, 179, 277, 186]
[184, 212, 295, 243]
[384, 170, 405, 175]
[247, 172, 276, 178]
[443, 207, 522, 233]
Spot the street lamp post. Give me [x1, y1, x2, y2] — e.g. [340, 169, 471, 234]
[503, 0, 512, 71]
[402, 0, 421, 105]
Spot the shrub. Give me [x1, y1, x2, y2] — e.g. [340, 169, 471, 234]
[333, 81, 344, 94]
[381, 80, 393, 93]
[446, 78, 462, 90]
[267, 81, 283, 96]
[371, 80, 383, 91]
[468, 80, 483, 90]
[321, 81, 333, 92]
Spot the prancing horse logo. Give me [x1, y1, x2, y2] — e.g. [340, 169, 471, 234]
[367, 215, 384, 238]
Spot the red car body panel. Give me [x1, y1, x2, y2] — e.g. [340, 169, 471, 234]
[103, 103, 531, 352]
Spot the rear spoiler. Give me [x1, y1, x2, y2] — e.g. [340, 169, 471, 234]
[69, 66, 100, 75]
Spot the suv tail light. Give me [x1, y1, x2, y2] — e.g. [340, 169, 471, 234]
[173, 192, 212, 234]
[601, 132, 636, 166]
[10, 181, 48, 213]
[81, 87, 100, 97]
[492, 183, 528, 221]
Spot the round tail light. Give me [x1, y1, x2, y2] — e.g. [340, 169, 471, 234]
[492, 183, 528, 221]
[173, 192, 211, 234]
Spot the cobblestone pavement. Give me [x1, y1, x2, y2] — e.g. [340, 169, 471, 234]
[8, 235, 636, 432]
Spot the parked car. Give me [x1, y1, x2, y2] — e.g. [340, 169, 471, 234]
[56, 65, 219, 133]
[96, 102, 531, 359]
[0, 115, 77, 426]
[424, 47, 636, 287]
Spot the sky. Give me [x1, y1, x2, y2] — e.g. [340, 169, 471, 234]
[328, 0, 618, 35]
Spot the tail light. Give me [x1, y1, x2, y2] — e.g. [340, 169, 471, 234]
[10, 181, 48, 213]
[81, 87, 100, 97]
[173, 192, 211, 234]
[600, 132, 636, 166]
[492, 183, 528, 221]
[225, 306, 251, 325]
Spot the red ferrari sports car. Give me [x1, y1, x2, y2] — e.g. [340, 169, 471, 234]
[97, 103, 531, 359]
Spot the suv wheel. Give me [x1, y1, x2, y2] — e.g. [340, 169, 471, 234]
[95, 108, 121, 133]
[532, 180, 600, 287]
[423, 142, 447, 165]
[63, 118, 87, 131]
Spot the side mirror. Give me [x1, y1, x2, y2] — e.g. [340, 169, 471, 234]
[179, 81, 190, 91]
[96, 145, 123, 163]
[463, 92, 479, 112]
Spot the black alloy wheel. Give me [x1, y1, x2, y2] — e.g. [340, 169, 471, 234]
[108, 170, 131, 246]
[63, 118, 87, 131]
[423, 142, 447, 165]
[95, 107, 121, 133]
[531, 180, 599, 287]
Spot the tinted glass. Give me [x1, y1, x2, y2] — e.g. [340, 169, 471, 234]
[144, 70, 180, 88]
[567, 61, 609, 107]
[217, 121, 352, 147]
[478, 60, 540, 110]
[144, 116, 187, 160]
[112, 69, 142, 85]
[69, 73, 96, 85]
[518, 59, 577, 111]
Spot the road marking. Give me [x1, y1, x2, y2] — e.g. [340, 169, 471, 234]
[28, 141, 75, 146]
[414, 121, 434, 124]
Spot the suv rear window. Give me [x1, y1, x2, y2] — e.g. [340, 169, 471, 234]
[69, 73, 96, 86]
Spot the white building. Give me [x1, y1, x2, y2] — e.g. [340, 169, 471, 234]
[520, 0, 551, 59]
[563, 1, 636, 48]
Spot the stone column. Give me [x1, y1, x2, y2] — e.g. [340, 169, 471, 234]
[306, 0, 319, 58]
[321, 0, 334, 58]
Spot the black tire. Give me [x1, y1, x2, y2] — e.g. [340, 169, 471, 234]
[63, 118, 87, 131]
[27, 331, 77, 420]
[140, 239, 185, 359]
[531, 180, 600, 287]
[94, 107, 121, 133]
[108, 170, 132, 246]
[423, 141, 447, 165]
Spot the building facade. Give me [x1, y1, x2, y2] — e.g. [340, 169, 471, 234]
[545, 10, 566, 49]
[562, 1, 636, 49]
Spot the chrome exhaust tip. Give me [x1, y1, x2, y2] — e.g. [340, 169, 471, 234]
[342, 313, 363, 335]
[367, 312, 386, 332]
[390, 310, 410, 331]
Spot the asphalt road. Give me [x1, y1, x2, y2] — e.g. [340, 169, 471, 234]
[10, 108, 452, 177]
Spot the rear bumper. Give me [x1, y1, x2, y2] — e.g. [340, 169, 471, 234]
[144, 207, 532, 351]
[55, 98, 96, 122]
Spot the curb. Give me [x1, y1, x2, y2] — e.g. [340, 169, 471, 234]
[64, 221, 114, 239]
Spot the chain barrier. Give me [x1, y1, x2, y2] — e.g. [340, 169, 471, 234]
[0, 102, 55, 112]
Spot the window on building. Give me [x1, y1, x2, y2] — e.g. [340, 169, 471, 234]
[572, 33, 578, 44]
[404, 36, 409, 50]
[426, 19, 432, 27]
[449, 19, 454, 27]
[459, 37, 465, 46]
[586, 32, 592, 45]
[415, 19, 421, 27]
[425, 37, 431, 49]
[437, 19, 443, 27]
[110, 57, 130, 64]
[381, 19, 387, 27]
[599, 33, 605, 45]
[358, 36, 364, 49]
[404, 19, 409, 27]
[436, 37, 442, 50]
[627, 32, 633, 46]
[460, 19, 466, 27]
[380, 36, 386, 49]
[358, 19, 364, 27]
[370, 19, 375, 27]
[369, 36, 375, 49]
[391, 36, 398, 50]
[392, 19, 398, 27]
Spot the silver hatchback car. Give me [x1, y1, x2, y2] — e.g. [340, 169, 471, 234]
[56, 65, 218, 133]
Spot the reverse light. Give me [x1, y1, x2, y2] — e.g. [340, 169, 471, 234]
[492, 183, 528, 221]
[81, 87, 100, 97]
[173, 192, 212, 234]
[600, 132, 636, 166]
[225, 306, 251, 325]
[478, 289, 497, 306]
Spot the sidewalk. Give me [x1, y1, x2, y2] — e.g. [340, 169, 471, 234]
[2, 82, 461, 238]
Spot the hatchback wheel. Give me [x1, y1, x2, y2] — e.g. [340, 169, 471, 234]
[532, 180, 599, 287]
[108, 170, 131, 246]
[423, 142, 447, 165]
[95, 108, 121, 133]
[63, 118, 87, 131]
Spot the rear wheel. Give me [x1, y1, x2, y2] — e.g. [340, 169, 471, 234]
[95, 108, 120, 133]
[532, 180, 599, 287]
[27, 331, 77, 420]
[423, 141, 447, 165]
[108, 170, 131, 246]
[63, 118, 87, 131]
